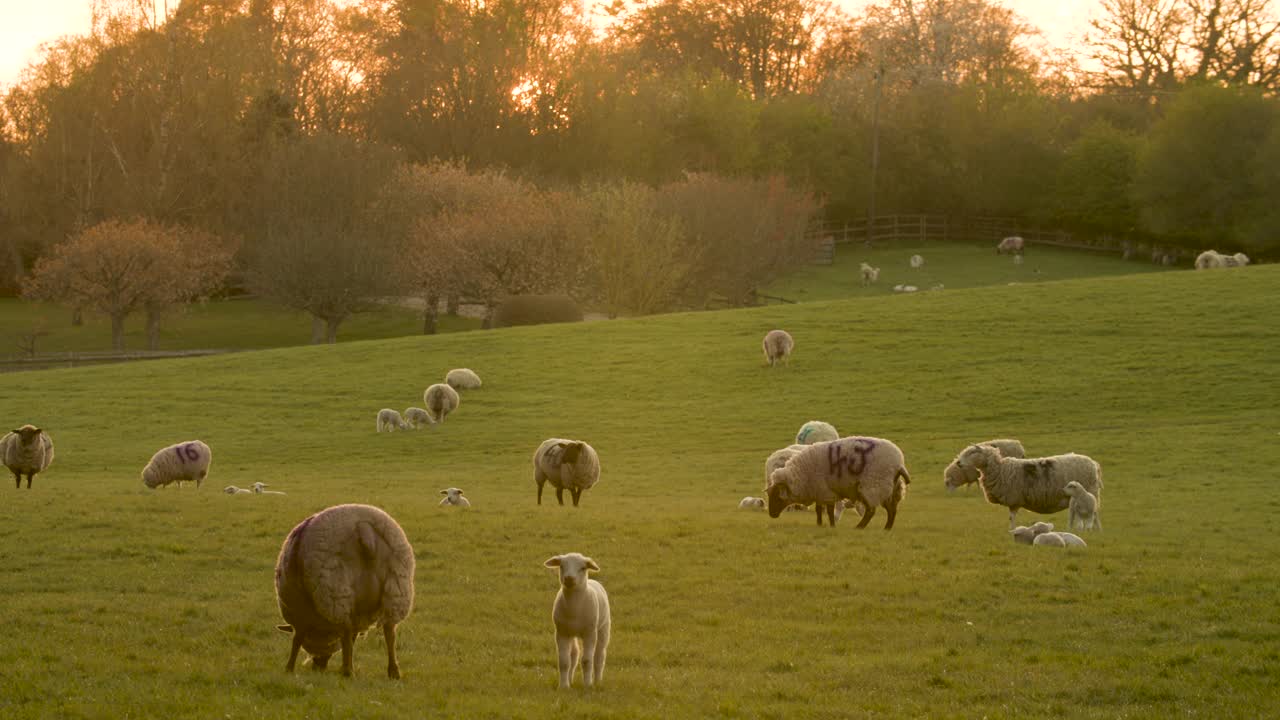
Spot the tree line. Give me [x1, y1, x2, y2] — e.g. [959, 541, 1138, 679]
[1, 0, 1278, 344]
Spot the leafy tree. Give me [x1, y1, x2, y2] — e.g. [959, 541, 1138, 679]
[1052, 121, 1141, 235]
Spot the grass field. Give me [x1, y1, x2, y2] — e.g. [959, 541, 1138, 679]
[0, 265, 1276, 719]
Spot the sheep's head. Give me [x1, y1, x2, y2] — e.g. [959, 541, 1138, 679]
[12, 425, 42, 443]
[1062, 480, 1083, 497]
[943, 460, 978, 492]
[560, 442, 584, 465]
[956, 444, 997, 472]
[223, 485, 240, 494]
[252, 482, 269, 494]
[545, 552, 598, 590]
[440, 487, 465, 502]
[1010, 526, 1036, 545]
[765, 468, 796, 518]
[277, 625, 340, 666]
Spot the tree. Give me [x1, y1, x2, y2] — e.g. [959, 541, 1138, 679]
[1052, 121, 1141, 235]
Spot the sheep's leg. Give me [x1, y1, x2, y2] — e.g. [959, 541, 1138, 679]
[581, 631, 597, 687]
[340, 629, 355, 677]
[571, 488, 583, 507]
[536, 477, 546, 505]
[26, 473, 33, 489]
[883, 499, 898, 530]
[555, 487, 565, 506]
[13, 470, 19, 488]
[593, 627, 608, 686]
[814, 504, 824, 526]
[825, 503, 836, 526]
[556, 633, 575, 689]
[1094, 513, 1101, 531]
[384, 623, 401, 679]
[855, 505, 876, 529]
[1008, 508, 1018, 530]
[285, 632, 304, 672]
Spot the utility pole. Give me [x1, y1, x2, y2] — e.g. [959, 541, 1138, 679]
[866, 64, 884, 248]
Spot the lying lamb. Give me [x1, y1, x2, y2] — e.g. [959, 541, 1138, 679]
[439, 487, 471, 508]
[1033, 531, 1087, 548]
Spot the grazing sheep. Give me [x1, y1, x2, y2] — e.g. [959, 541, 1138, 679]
[859, 262, 880, 286]
[795, 420, 839, 445]
[738, 496, 766, 510]
[997, 236, 1025, 255]
[439, 487, 470, 508]
[141, 440, 212, 489]
[909, 254, 924, 268]
[423, 383, 460, 423]
[223, 485, 252, 495]
[765, 444, 808, 489]
[403, 407, 434, 429]
[1195, 250, 1251, 270]
[533, 438, 602, 507]
[544, 552, 611, 689]
[1, 424, 55, 489]
[275, 504, 415, 679]
[766, 436, 911, 528]
[1063, 480, 1101, 531]
[943, 439, 1027, 492]
[1010, 521, 1056, 545]
[445, 368, 482, 390]
[1033, 531, 1087, 548]
[762, 329, 794, 367]
[954, 444, 1102, 529]
[376, 408, 410, 433]
[253, 482, 287, 496]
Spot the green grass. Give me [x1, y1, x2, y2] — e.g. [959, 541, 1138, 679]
[0, 266, 1277, 718]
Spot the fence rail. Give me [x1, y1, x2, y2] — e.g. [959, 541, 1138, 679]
[807, 214, 1091, 251]
[0, 348, 237, 373]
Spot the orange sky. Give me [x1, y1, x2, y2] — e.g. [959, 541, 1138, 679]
[0, 0, 1099, 88]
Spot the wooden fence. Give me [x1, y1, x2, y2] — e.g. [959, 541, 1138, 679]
[807, 214, 1092, 252]
[0, 348, 237, 373]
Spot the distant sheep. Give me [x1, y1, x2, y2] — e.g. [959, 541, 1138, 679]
[943, 439, 1027, 492]
[892, 285, 918, 293]
[997, 236, 1025, 255]
[739, 496, 765, 510]
[544, 552, 611, 689]
[533, 438, 602, 507]
[762, 330, 794, 367]
[141, 440, 212, 489]
[403, 407, 434, 429]
[766, 436, 910, 528]
[445, 368, 482, 390]
[423, 383, 460, 423]
[1010, 521, 1055, 545]
[275, 504, 415, 678]
[795, 420, 839, 445]
[859, 262, 880, 286]
[1195, 250, 1251, 270]
[376, 408, 410, 433]
[439, 487, 470, 508]
[909, 254, 924, 268]
[954, 444, 1102, 529]
[253, 482, 287, 496]
[1033, 531, 1087, 548]
[1, 424, 55, 489]
[1063, 480, 1101, 531]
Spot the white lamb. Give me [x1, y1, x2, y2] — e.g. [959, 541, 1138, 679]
[1010, 521, 1055, 545]
[403, 407, 434, 429]
[544, 553, 611, 689]
[1063, 480, 1101, 531]
[376, 408, 410, 432]
[252, 481, 287, 495]
[1033, 531, 1087, 548]
[859, 262, 880, 286]
[439, 487, 470, 508]
[909, 254, 924, 268]
[738, 496, 765, 510]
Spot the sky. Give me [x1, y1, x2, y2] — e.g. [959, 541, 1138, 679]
[0, 0, 1100, 88]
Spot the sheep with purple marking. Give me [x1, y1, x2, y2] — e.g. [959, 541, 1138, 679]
[141, 440, 212, 489]
[762, 329, 794, 367]
[997, 236, 1025, 255]
[943, 438, 1026, 492]
[953, 444, 1102, 529]
[423, 383, 460, 423]
[2, 424, 55, 489]
[765, 436, 910, 528]
[533, 438, 601, 507]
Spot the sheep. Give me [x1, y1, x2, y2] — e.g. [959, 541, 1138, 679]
[892, 284, 918, 293]
[795, 420, 839, 445]
[1010, 521, 1056, 545]
[423, 383, 460, 423]
[997, 236, 1025, 255]
[544, 552, 611, 689]
[765, 444, 808, 489]
[1033, 531, 1087, 548]
[1063, 480, 1101, 531]
[1195, 250, 1252, 270]
[275, 503, 415, 679]
[533, 438, 602, 507]
[762, 329, 794, 368]
[253, 481, 287, 496]
[954, 444, 1102, 529]
[909, 254, 924, 268]
[943, 438, 1027, 492]
[403, 407, 434, 429]
[141, 440, 212, 489]
[766, 436, 910, 528]
[439, 487, 470, 508]
[739, 496, 766, 510]
[445, 368, 482, 390]
[376, 408, 410, 433]
[1, 424, 55, 489]
[223, 485, 252, 495]
[859, 262, 880, 286]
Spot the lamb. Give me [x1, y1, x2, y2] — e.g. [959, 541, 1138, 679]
[1195, 250, 1251, 270]
[997, 236, 1025, 255]
[544, 552, 611, 689]
[533, 438, 602, 506]
[274, 503, 415, 678]
[953, 444, 1102, 529]
[738, 496, 766, 510]
[766, 436, 911, 528]
[223, 485, 252, 495]
[376, 408, 410, 432]
[403, 407, 434, 429]
[909, 254, 924, 268]
[859, 262, 880, 286]
[1033, 531, 1087, 548]
[423, 383, 460, 423]
[445, 368, 482, 390]
[1010, 521, 1055, 545]
[141, 440, 212, 489]
[1, 424, 55, 489]
[795, 421, 839, 445]
[762, 329, 794, 367]
[253, 482, 287, 495]
[892, 284, 918, 293]
[439, 487, 470, 508]
[943, 438, 1027, 492]
[1063, 480, 1101, 531]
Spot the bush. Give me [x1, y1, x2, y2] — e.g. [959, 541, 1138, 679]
[491, 294, 584, 328]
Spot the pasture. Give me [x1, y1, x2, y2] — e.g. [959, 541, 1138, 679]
[0, 266, 1277, 719]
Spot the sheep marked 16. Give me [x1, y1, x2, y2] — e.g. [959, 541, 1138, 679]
[141, 440, 212, 489]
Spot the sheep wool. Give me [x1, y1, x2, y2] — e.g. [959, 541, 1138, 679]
[739, 496, 766, 510]
[910, 254, 924, 268]
[141, 440, 212, 489]
[1, 424, 55, 489]
[1033, 531, 1087, 548]
[376, 408, 410, 433]
[439, 488, 471, 508]
[765, 444, 808, 490]
[424, 383, 461, 423]
[956, 444, 1102, 529]
[403, 407, 434, 429]
[766, 436, 911, 529]
[533, 438, 602, 507]
[275, 504, 415, 678]
[944, 439, 1027, 492]
[1010, 521, 1055, 545]
[762, 330, 794, 367]
[445, 368, 482, 390]
[795, 421, 839, 445]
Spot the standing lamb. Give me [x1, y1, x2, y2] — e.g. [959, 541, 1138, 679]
[376, 408, 410, 432]
[997, 236, 1025, 255]
[439, 487, 471, 508]
[544, 553, 611, 689]
[1063, 480, 1101, 531]
[766, 436, 911, 528]
[141, 440, 212, 489]
[909, 254, 924, 268]
[1, 424, 55, 489]
[423, 383, 460, 423]
[445, 368, 482, 390]
[953, 444, 1102, 529]
[859, 262, 880, 286]
[224, 485, 252, 495]
[274, 504, 415, 678]
[943, 438, 1026, 492]
[762, 330, 794, 368]
[533, 438, 602, 507]
[403, 407, 434, 429]
[795, 420, 839, 445]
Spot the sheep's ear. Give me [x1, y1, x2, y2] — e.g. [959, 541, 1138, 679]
[276, 625, 294, 634]
[439, 490, 448, 495]
[544, 556, 562, 568]
[457, 489, 464, 495]
[585, 558, 600, 572]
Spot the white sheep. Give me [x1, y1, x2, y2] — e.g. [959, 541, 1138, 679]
[795, 421, 839, 445]
[275, 504, 415, 678]
[765, 444, 808, 489]
[766, 436, 910, 528]
[1063, 480, 1101, 531]
[141, 440, 212, 489]
[533, 438, 602, 507]
[1, 424, 55, 489]
[909, 254, 924, 268]
[544, 552, 611, 689]
[376, 408, 410, 432]
[954, 444, 1102, 529]
[253, 481, 287, 495]
[445, 368, 482, 390]
[1195, 250, 1251, 270]
[943, 438, 1027, 492]
[739, 496, 766, 510]
[997, 236, 1025, 255]
[403, 407, 434, 429]
[859, 262, 880, 286]
[223, 485, 252, 495]
[762, 329, 794, 367]
[1033, 531, 1087, 548]
[439, 487, 470, 508]
[1010, 521, 1055, 545]
[892, 284, 918, 293]
[423, 383, 460, 423]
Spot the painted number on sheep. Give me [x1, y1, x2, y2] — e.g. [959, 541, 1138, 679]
[173, 443, 201, 462]
[828, 439, 876, 478]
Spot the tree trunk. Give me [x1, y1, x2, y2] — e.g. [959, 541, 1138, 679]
[311, 316, 326, 344]
[446, 294, 459, 316]
[325, 317, 341, 344]
[145, 308, 162, 351]
[110, 312, 126, 351]
[71, 307, 84, 326]
[422, 294, 439, 335]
